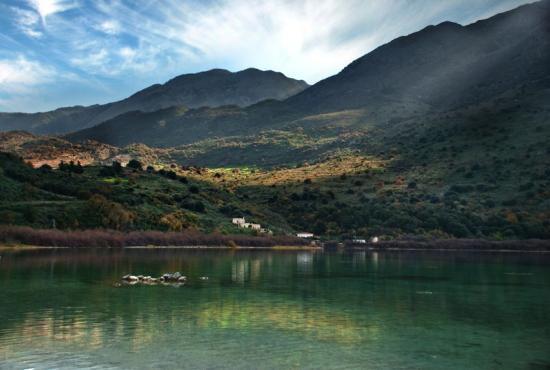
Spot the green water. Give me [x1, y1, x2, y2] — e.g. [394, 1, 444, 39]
[0, 249, 549, 369]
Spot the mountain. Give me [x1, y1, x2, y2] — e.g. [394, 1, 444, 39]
[66, 0, 550, 149]
[286, 0, 550, 114]
[0, 68, 308, 134]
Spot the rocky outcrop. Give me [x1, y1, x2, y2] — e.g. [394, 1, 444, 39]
[120, 272, 192, 286]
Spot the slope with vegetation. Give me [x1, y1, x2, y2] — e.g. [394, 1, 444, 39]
[1, 146, 548, 240]
[0, 153, 292, 235]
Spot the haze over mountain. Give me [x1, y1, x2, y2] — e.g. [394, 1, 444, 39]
[65, 0, 550, 149]
[0, 68, 308, 134]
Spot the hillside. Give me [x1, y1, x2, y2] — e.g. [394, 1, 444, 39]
[1, 148, 548, 239]
[0, 68, 308, 134]
[0, 152, 292, 234]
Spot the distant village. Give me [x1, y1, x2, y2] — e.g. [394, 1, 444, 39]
[231, 217, 379, 243]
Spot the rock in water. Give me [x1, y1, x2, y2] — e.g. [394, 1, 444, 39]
[122, 274, 139, 282]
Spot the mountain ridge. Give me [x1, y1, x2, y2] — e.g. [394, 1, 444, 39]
[0, 68, 308, 134]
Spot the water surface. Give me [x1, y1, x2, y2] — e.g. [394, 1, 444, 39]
[0, 248, 549, 369]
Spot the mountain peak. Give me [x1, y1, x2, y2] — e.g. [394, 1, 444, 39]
[0, 67, 309, 134]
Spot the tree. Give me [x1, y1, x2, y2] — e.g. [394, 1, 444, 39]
[86, 195, 135, 230]
[59, 160, 83, 174]
[313, 221, 327, 235]
[181, 200, 205, 213]
[99, 161, 124, 177]
[159, 210, 197, 231]
[39, 164, 52, 172]
[160, 211, 185, 231]
[112, 161, 123, 175]
[127, 159, 143, 170]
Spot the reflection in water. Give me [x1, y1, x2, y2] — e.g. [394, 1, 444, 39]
[296, 252, 313, 274]
[0, 249, 549, 369]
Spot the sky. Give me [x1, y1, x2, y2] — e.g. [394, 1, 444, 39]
[0, 0, 535, 113]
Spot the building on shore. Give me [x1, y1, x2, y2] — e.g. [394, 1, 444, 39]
[296, 232, 314, 238]
[232, 217, 268, 233]
[232, 217, 246, 226]
[245, 223, 261, 231]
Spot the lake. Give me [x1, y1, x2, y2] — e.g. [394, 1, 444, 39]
[0, 248, 549, 369]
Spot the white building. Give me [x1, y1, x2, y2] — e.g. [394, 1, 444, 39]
[232, 217, 264, 232]
[371, 236, 379, 243]
[244, 223, 261, 231]
[297, 232, 314, 238]
[232, 217, 246, 225]
[352, 239, 367, 244]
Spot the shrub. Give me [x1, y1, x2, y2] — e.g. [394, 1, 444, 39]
[85, 195, 135, 230]
[0, 226, 309, 248]
[160, 211, 186, 231]
[450, 184, 474, 193]
[99, 162, 123, 177]
[518, 182, 534, 191]
[39, 164, 52, 172]
[181, 200, 205, 213]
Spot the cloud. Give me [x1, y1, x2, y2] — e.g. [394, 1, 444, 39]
[70, 48, 109, 69]
[96, 19, 121, 35]
[0, 56, 56, 93]
[11, 0, 533, 83]
[11, 0, 76, 38]
[119, 47, 136, 59]
[28, 0, 76, 24]
[11, 7, 43, 38]
[68, 44, 158, 75]
[81, 0, 531, 83]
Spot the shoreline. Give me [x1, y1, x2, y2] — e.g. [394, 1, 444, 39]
[1, 244, 549, 253]
[345, 238, 550, 252]
[0, 244, 322, 252]
[1, 226, 548, 252]
[352, 247, 550, 253]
